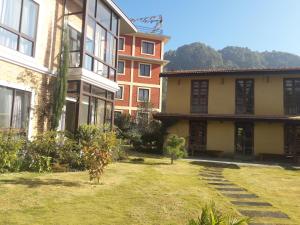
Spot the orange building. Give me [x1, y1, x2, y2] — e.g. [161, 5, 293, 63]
[115, 32, 170, 119]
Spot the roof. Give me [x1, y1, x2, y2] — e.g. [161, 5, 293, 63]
[106, 0, 137, 34]
[118, 54, 169, 65]
[160, 67, 300, 78]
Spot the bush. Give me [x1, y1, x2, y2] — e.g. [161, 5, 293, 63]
[164, 134, 187, 164]
[188, 202, 249, 225]
[0, 131, 25, 173]
[78, 124, 119, 183]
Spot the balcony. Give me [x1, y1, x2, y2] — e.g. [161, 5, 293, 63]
[63, 0, 136, 90]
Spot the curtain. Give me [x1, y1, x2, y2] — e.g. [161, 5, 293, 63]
[12, 93, 22, 128]
[0, 0, 22, 30]
[21, 0, 38, 38]
[0, 27, 17, 50]
[0, 86, 13, 128]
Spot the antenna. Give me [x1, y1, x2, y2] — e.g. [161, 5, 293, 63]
[130, 15, 163, 34]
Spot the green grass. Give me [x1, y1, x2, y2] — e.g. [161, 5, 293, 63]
[0, 155, 299, 225]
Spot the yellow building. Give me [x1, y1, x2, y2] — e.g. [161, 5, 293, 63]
[155, 68, 300, 157]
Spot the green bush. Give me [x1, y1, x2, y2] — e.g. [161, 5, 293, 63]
[0, 131, 25, 173]
[188, 202, 249, 225]
[164, 134, 187, 164]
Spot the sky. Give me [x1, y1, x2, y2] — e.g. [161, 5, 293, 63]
[114, 0, 300, 55]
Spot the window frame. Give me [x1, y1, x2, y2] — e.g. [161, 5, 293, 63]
[235, 79, 254, 115]
[283, 78, 300, 115]
[0, 0, 39, 57]
[117, 60, 125, 75]
[137, 87, 150, 102]
[0, 84, 31, 132]
[138, 63, 152, 78]
[141, 40, 155, 56]
[115, 85, 124, 100]
[190, 80, 209, 114]
[118, 36, 125, 51]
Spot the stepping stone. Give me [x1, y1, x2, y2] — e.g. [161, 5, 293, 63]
[216, 187, 246, 192]
[203, 178, 228, 182]
[200, 174, 224, 178]
[239, 210, 289, 219]
[223, 193, 258, 198]
[208, 182, 236, 186]
[231, 201, 272, 207]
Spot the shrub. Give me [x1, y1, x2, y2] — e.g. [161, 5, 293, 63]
[0, 131, 25, 173]
[164, 134, 187, 164]
[188, 202, 249, 225]
[78, 124, 118, 183]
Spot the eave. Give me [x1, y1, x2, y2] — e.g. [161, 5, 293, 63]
[153, 113, 300, 123]
[118, 54, 169, 65]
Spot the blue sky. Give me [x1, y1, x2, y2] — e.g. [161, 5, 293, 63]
[115, 0, 300, 55]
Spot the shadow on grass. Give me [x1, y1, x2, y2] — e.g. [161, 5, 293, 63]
[121, 158, 170, 166]
[0, 177, 81, 188]
[189, 161, 240, 169]
[281, 165, 300, 171]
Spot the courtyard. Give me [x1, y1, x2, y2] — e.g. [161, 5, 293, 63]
[1, 154, 299, 225]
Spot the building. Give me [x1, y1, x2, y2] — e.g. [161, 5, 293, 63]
[155, 68, 300, 157]
[0, 0, 136, 137]
[114, 32, 169, 119]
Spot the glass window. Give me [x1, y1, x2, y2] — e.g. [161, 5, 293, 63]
[96, 0, 111, 30]
[19, 38, 33, 56]
[107, 91, 114, 100]
[86, 17, 95, 53]
[95, 24, 106, 61]
[96, 99, 105, 126]
[65, 100, 76, 133]
[236, 79, 254, 114]
[0, 27, 17, 50]
[106, 33, 116, 66]
[118, 37, 125, 51]
[109, 68, 116, 81]
[105, 102, 113, 125]
[83, 83, 91, 93]
[191, 80, 208, 113]
[138, 88, 149, 102]
[70, 52, 81, 67]
[142, 41, 154, 55]
[67, 81, 78, 92]
[116, 86, 123, 99]
[139, 64, 151, 77]
[21, 0, 38, 38]
[0, 0, 22, 30]
[0, 0, 38, 56]
[0, 86, 31, 130]
[88, 0, 96, 16]
[94, 60, 108, 77]
[118, 61, 125, 74]
[79, 96, 89, 125]
[84, 54, 93, 70]
[111, 12, 118, 35]
[68, 26, 81, 51]
[284, 79, 300, 115]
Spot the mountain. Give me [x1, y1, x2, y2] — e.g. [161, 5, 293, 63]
[164, 43, 300, 71]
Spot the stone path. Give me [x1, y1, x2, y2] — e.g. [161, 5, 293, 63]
[199, 165, 294, 225]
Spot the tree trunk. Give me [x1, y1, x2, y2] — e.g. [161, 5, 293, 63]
[171, 155, 174, 164]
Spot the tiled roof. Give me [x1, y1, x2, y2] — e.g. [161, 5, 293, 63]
[160, 67, 300, 77]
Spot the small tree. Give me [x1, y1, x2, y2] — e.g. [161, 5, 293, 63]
[77, 124, 118, 183]
[164, 134, 187, 164]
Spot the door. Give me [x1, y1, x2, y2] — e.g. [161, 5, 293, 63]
[189, 121, 207, 155]
[235, 122, 254, 155]
[285, 125, 300, 155]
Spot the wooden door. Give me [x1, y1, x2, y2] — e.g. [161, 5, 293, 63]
[235, 122, 254, 155]
[189, 121, 207, 155]
[285, 125, 300, 155]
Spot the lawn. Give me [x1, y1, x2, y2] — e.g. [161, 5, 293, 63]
[1, 155, 299, 225]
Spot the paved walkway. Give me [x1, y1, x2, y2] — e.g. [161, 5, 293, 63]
[199, 165, 295, 225]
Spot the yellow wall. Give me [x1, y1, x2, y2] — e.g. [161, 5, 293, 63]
[254, 122, 284, 155]
[167, 120, 190, 147]
[206, 121, 235, 153]
[165, 75, 300, 116]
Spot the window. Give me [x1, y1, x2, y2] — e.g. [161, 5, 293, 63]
[0, 0, 39, 56]
[191, 80, 208, 113]
[136, 111, 149, 123]
[68, 26, 81, 67]
[284, 79, 300, 115]
[77, 83, 114, 128]
[285, 124, 300, 154]
[141, 41, 154, 55]
[114, 110, 122, 119]
[118, 37, 125, 51]
[115, 86, 123, 99]
[235, 122, 254, 155]
[139, 64, 151, 77]
[0, 86, 31, 130]
[236, 79, 254, 114]
[118, 61, 125, 74]
[138, 88, 150, 102]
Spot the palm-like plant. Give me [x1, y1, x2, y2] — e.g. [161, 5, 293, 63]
[188, 202, 250, 225]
